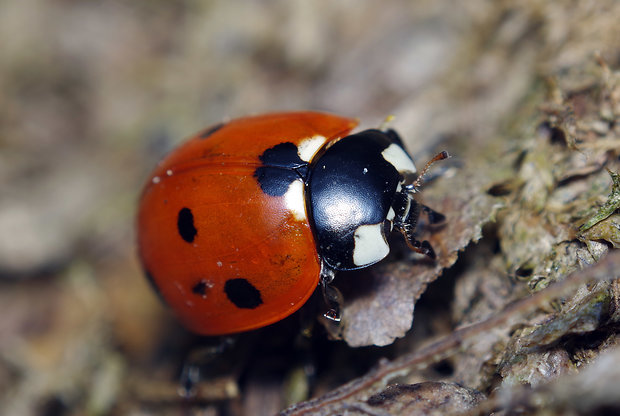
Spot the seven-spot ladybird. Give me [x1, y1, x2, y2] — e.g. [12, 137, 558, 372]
[137, 112, 446, 335]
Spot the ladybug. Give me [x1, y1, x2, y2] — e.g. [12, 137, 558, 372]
[137, 112, 446, 335]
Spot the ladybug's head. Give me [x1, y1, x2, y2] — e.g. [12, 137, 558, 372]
[306, 128, 447, 271]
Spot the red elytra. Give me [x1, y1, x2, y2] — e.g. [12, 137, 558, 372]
[137, 112, 358, 335]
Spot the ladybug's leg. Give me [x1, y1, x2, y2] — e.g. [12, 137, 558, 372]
[404, 236, 436, 260]
[391, 192, 437, 260]
[319, 262, 342, 322]
[392, 151, 449, 260]
[178, 336, 236, 398]
[422, 204, 445, 224]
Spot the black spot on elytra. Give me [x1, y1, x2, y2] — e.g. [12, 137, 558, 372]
[192, 279, 211, 298]
[198, 122, 224, 139]
[224, 278, 262, 309]
[177, 207, 197, 243]
[254, 167, 300, 196]
[254, 142, 308, 196]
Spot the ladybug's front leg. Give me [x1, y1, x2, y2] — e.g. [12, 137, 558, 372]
[404, 237, 437, 260]
[422, 204, 445, 225]
[319, 262, 343, 322]
[404, 203, 446, 259]
[391, 192, 439, 260]
[178, 336, 236, 398]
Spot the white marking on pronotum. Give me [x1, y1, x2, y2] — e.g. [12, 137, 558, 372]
[284, 180, 307, 221]
[382, 144, 416, 174]
[297, 135, 327, 162]
[352, 223, 390, 266]
[152, 176, 161, 184]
